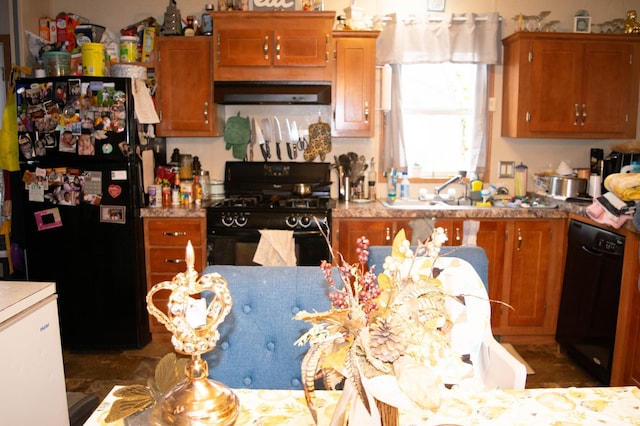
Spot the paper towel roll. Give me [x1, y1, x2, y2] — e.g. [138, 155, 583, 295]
[588, 174, 602, 197]
[142, 149, 155, 191]
[381, 64, 392, 112]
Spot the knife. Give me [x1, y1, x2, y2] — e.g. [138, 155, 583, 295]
[273, 116, 283, 161]
[255, 121, 268, 161]
[291, 121, 300, 157]
[284, 118, 294, 160]
[260, 118, 272, 160]
[249, 117, 257, 161]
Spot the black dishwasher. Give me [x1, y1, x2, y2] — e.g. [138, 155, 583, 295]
[556, 219, 625, 384]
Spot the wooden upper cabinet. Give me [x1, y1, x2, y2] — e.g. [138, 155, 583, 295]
[155, 36, 216, 137]
[211, 11, 334, 81]
[332, 31, 379, 138]
[502, 32, 640, 139]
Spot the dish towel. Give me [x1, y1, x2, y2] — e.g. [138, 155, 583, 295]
[462, 220, 480, 246]
[586, 192, 634, 229]
[253, 230, 297, 266]
[409, 217, 436, 245]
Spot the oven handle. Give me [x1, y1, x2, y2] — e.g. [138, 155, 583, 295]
[209, 229, 327, 238]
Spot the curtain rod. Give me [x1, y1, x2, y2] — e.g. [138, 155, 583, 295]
[383, 14, 502, 24]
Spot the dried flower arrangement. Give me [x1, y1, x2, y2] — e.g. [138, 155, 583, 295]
[295, 227, 490, 424]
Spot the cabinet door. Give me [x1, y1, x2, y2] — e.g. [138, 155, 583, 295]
[215, 28, 271, 67]
[333, 33, 378, 137]
[580, 41, 634, 135]
[476, 220, 507, 331]
[501, 220, 563, 336]
[156, 37, 216, 137]
[528, 39, 583, 134]
[275, 28, 331, 67]
[334, 219, 401, 264]
[529, 40, 634, 135]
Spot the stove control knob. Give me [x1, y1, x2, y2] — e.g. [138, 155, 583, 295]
[235, 215, 248, 227]
[285, 215, 298, 228]
[299, 215, 312, 228]
[222, 215, 234, 227]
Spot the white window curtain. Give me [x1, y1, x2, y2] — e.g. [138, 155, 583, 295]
[377, 12, 501, 174]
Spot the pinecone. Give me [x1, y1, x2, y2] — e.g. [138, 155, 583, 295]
[369, 317, 407, 363]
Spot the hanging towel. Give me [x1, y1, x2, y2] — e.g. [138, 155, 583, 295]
[253, 230, 297, 266]
[409, 217, 436, 246]
[462, 220, 480, 246]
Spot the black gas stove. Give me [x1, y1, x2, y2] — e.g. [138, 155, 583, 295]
[206, 161, 333, 266]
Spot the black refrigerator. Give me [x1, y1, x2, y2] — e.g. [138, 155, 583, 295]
[13, 76, 151, 349]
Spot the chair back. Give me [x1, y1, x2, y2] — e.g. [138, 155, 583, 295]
[367, 245, 489, 291]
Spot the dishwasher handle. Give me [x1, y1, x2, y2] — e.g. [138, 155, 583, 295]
[580, 245, 606, 257]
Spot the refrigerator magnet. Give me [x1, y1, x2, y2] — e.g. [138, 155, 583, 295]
[100, 205, 125, 224]
[34, 208, 63, 231]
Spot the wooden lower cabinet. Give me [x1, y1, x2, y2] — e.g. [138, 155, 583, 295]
[143, 217, 207, 340]
[494, 219, 565, 341]
[332, 217, 565, 342]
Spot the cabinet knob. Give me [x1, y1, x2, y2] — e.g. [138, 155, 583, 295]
[581, 104, 587, 125]
[364, 101, 369, 124]
[455, 227, 461, 242]
[275, 36, 281, 61]
[517, 227, 523, 251]
[203, 102, 209, 124]
[263, 36, 269, 60]
[385, 227, 391, 242]
[164, 258, 186, 264]
[574, 104, 580, 126]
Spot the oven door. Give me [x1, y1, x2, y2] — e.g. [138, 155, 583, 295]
[208, 228, 330, 266]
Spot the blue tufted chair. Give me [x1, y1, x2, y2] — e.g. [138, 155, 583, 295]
[201, 265, 339, 389]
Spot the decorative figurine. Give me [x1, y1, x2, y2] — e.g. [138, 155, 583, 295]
[625, 10, 640, 34]
[161, 0, 182, 36]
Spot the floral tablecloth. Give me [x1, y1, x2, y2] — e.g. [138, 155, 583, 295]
[86, 385, 640, 425]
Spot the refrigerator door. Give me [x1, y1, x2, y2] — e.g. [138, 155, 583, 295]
[15, 76, 150, 349]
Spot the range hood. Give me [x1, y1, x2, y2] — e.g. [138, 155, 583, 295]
[214, 81, 331, 105]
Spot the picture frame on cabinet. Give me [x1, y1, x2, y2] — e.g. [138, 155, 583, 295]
[574, 16, 591, 33]
[428, 0, 445, 12]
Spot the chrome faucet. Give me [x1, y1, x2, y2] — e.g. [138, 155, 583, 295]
[434, 172, 467, 198]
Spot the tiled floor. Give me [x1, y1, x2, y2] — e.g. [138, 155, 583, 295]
[63, 342, 601, 404]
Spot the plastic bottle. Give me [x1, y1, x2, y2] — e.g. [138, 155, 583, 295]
[201, 4, 214, 35]
[161, 180, 171, 207]
[386, 169, 397, 202]
[400, 171, 410, 199]
[171, 176, 181, 206]
[192, 175, 203, 205]
[368, 158, 377, 201]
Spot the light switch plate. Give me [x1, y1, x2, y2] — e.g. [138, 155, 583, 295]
[499, 161, 515, 178]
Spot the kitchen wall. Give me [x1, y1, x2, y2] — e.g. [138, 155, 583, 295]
[12, 0, 640, 195]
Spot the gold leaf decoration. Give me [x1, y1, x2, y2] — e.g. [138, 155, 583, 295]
[105, 352, 187, 422]
[104, 385, 154, 423]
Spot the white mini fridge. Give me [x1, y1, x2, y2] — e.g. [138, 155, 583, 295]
[0, 281, 69, 425]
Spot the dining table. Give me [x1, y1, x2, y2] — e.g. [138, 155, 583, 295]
[85, 384, 640, 425]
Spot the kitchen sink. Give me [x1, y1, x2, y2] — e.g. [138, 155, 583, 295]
[380, 199, 479, 210]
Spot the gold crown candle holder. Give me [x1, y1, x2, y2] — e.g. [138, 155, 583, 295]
[147, 241, 239, 425]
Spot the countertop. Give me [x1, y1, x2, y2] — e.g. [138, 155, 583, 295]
[139, 196, 639, 234]
[0, 281, 56, 323]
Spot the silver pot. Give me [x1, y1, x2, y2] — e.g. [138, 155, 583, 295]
[549, 176, 587, 198]
[292, 183, 312, 197]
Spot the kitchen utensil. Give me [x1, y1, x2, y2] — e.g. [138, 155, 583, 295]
[255, 122, 268, 161]
[291, 121, 302, 156]
[273, 116, 283, 160]
[549, 176, 587, 198]
[248, 117, 257, 161]
[260, 118, 272, 160]
[292, 183, 312, 196]
[285, 118, 294, 160]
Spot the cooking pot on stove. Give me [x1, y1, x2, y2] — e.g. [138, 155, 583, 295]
[549, 176, 587, 198]
[293, 183, 312, 197]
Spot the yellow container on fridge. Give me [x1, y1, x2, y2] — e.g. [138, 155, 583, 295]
[81, 43, 105, 76]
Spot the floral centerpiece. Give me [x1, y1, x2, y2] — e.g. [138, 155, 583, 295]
[295, 228, 484, 425]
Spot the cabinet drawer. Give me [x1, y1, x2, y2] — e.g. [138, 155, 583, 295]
[148, 247, 205, 273]
[146, 219, 203, 246]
